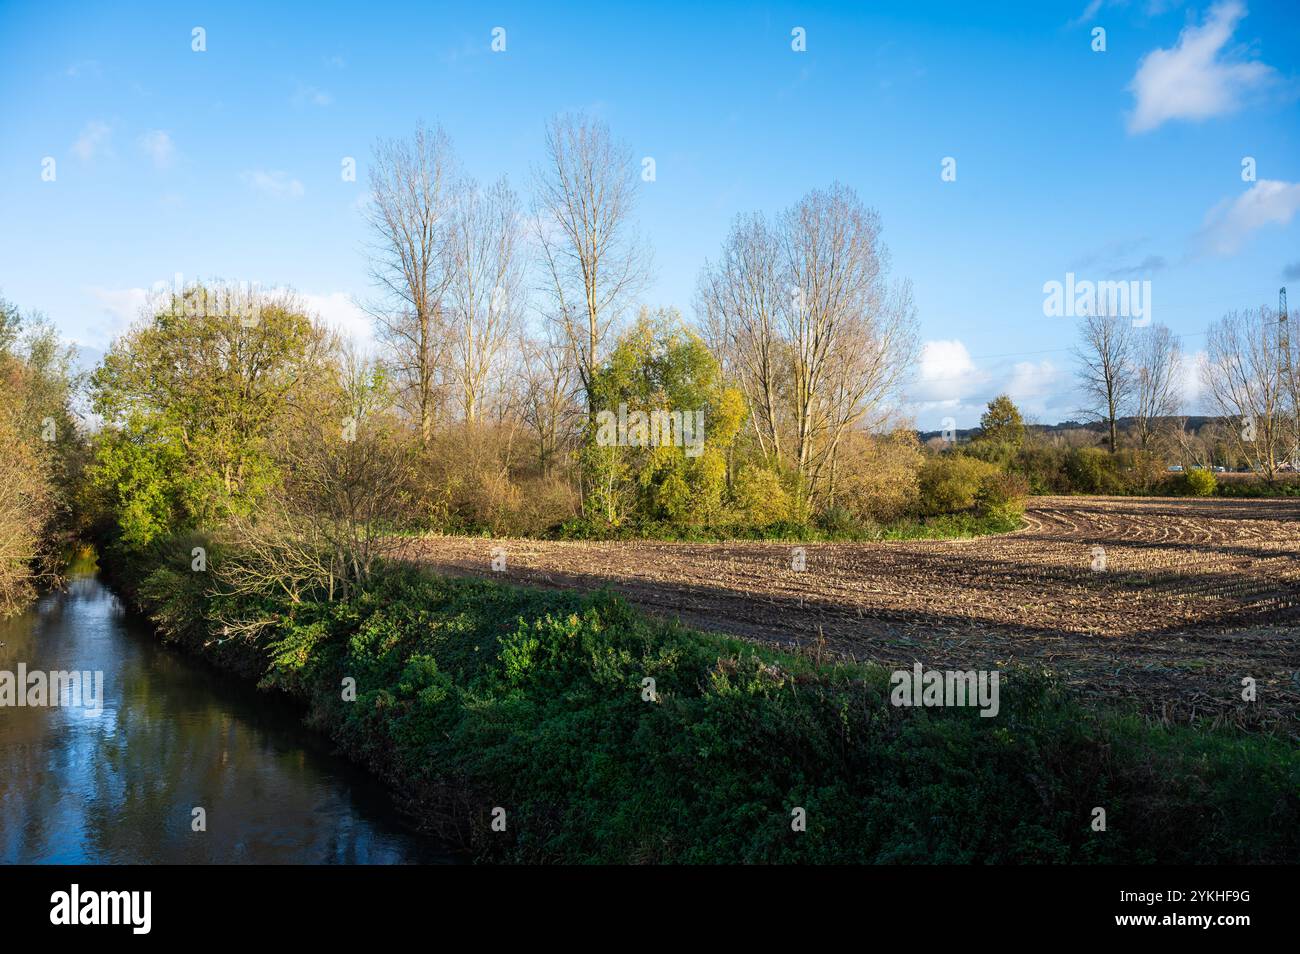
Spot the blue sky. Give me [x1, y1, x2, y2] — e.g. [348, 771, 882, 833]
[1, 0, 1297, 428]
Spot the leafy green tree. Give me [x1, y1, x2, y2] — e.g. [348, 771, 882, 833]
[979, 394, 1025, 449]
[90, 285, 333, 547]
[584, 308, 745, 528]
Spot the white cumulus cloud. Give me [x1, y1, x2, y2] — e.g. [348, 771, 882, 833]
[912, 339, 990, 403]
[1198, 179, 1300, 256]
[1178, 349, 1210, 412]
[85, 286, 151, 345]
[1127, 1, 1275, 134]
[1006, 360, 1059, 404]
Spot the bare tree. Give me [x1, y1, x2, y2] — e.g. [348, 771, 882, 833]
[817, 279, 918, 504]
[697, 212, 787, 466]
[1172, 418, 1214, 471]
[533, 113, 649, 411]
[696, 186, 916, 507]
[1281, 298, 1300, 468]
[1074, 303, 1134, 453]
[778, 185, 916, 506]
[1202, 307, 1288, 480]
[219, 406, 413, 609]
[446, 176, 525, 423]
[520, 326, 579, 476]
[1132, 323, 1181, 451]
[363, 122, 457, 443]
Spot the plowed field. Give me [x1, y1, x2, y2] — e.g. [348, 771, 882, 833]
[399, 496, 1300, 727]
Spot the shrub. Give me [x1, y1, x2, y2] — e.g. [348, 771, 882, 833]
[1179, 468, 1217, 497]
[835, 430, 923, 522]
[1063, 447, 1109, 494]
[0, 415, 55, 614]
[817, 503, 873, 538]
[917, 455, 999, 515]
[730, 465, 791, 526]
[1120, 450, 1166, 493]
[975, 471, 1028, 523]
[1011, 445, 1068, 495]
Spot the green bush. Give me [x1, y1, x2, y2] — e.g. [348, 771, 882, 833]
[1062, 447, 1110, 494]
[1215, 475, 1300, 498]
[730, 464, 791, 525]
[974, 471, 1028, 522]
[1178, 468, 1217, 496]
[816, 503, 873, 538]
[917, 455, 999, 515]
[1011, 446, 1068, 495]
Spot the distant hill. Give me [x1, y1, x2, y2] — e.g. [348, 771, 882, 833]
[916, 416, 1220, 444]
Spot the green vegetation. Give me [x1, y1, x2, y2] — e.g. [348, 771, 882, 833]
[112, 545, 1298, 864]
[87, 289, 338, 549]
[1004, 440, 1297, 499]
[1214, 475, 1300, 498]
[1177, 467, 1217, 497]
[0, 296, 84, 615]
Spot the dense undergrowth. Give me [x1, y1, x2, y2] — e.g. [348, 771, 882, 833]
[104, 535, 1300, 865]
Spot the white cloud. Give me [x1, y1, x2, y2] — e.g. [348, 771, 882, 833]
[1006, 360, 1060, 406]
[84, 286, 373, 352]
[1198, 179, 1300, 256]
[241, 169, 305, 199]
[1178, 349, 1210, 412]
[911, 339, 990, 403]
[1127, 1, 1274, 134]
[998, 359, 1077, 422]
[1068, 0, 1105, 28]
[137, 130, 175, 169]
[72, 120, 112, 162]
[1071, 0, 1188, 28]
[86, 286, 150, 344]
[291, 83, 333, 107]
[297, 291, 374, 350]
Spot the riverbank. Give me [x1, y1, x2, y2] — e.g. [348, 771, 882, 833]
[103, 536, 1300, 863]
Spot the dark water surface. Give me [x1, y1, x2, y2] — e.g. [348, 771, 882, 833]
[0, 571, 453, 864]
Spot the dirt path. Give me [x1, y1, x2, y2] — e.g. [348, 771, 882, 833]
[397, 496, 1300, 728]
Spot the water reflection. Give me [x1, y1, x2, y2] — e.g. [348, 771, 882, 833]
[0, 573, 453, 864]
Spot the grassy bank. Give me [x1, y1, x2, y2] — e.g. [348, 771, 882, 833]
[106, 537, 1299, 864]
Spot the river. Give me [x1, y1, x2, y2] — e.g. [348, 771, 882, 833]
[0, 568, 453, 864]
